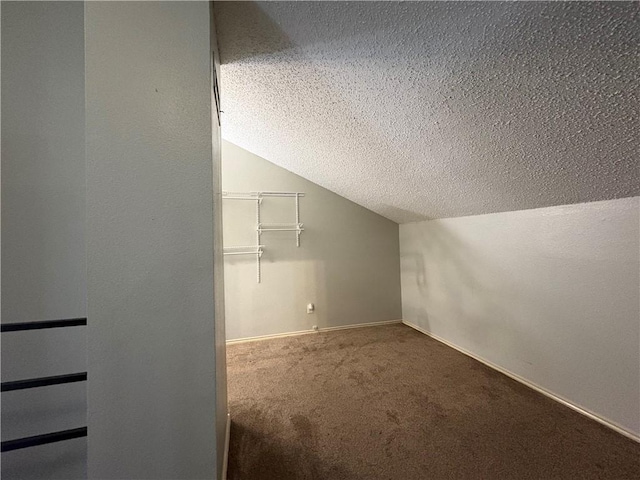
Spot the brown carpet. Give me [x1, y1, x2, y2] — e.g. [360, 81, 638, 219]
[226, 323, 639, 480]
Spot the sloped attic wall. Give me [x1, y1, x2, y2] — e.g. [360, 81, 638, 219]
[222, 141, 402, 340]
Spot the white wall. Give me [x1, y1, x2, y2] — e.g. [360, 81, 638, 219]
[85, 2, 225, 478]
[400, 197, 640, 438]
[222, 141, 402, 340]
[1, 2, 86, 478]
[211, 12, 229, 479]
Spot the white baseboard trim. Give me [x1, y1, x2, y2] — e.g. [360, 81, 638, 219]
[226, 319, 403, 344]
[221, 412, 231, 480]
[318, 319, 403, 333]
[402, 320, 640, 443]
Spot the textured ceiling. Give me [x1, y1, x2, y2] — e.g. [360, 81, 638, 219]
[215, 1, 639, 223]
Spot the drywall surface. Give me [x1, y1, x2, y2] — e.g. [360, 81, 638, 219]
[222, 141, 401, 340]
[400, 197, 640, 437]
[85, 2, 222, 478]
[211, 12, 229, 480]
[216, 1, 639, 222]
[1, 2, 86, 478]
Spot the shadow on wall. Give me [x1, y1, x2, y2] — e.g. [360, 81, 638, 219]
[401, 220, 541, 374]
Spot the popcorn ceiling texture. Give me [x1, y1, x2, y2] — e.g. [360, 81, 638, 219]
[215, 1, 639, 223]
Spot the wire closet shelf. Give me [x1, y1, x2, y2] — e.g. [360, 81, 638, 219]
[222, 191, 305, 283]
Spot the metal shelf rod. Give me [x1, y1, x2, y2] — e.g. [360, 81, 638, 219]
[2, 373, 87, 392]
[256, 197, 262, 282]
[260, 192, 305, 197]
[1, 427, 87, 453]
[1, 318, 87, 332]
[260, 223, 302, 227]
[259, 228, 304, 232]
[222, 191, 305, 199]
[222, 190, 304, 282]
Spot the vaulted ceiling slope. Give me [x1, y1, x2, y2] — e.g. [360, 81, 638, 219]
[215, 1, 638, 223]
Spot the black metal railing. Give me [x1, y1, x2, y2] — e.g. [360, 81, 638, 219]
[1, 372, 87, 392]
[1, 317, 87, 332]
[1, 427, 88, 452]
[1, 318, 88, 452]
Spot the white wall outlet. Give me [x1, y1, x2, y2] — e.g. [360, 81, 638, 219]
[306, 303, 315, 314]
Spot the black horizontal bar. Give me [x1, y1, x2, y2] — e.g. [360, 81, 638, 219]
[1, 318, 87, 332]
[1, 427, 87, 452]
[1, 372, 87, 392]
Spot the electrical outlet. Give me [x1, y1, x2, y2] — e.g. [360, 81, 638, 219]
[306, 303, 315, 314]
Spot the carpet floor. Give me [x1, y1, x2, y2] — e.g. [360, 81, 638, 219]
[226, 323, 639, 480]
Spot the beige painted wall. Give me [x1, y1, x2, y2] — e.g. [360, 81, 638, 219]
[222, 141, 402, 340]
[86, 2, 224, 477]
